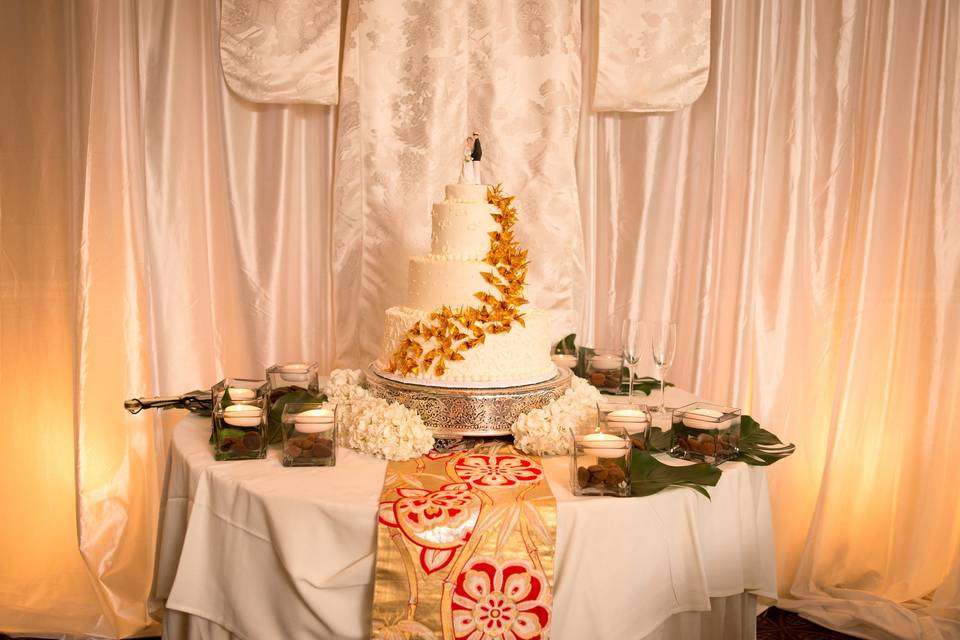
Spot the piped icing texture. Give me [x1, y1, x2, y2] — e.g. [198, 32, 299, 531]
[377, 306, 554, 383]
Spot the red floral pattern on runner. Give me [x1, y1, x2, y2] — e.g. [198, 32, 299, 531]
[454, 454, 544, 488]
[451, 556, 551, 640]
[378, 483, 480, 574]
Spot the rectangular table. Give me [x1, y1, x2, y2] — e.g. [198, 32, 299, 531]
[151, 415, 777, 639]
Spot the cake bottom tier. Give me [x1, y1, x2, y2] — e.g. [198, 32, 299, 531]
[377, 305, 556, 385]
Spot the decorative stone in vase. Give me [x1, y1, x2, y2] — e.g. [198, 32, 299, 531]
[672, 402, 741, 464]
[280, 402, 337, 467]
[586, 348, 622, 392]
[569, 422, 632, 497]
[213, 394, 267, 461]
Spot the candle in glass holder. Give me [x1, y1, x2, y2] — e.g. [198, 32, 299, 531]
[582, 432, 629, 458]
[294, 408, 335, 434]
[590, 354, 621, 371]
[606, 409, 648, 434]
[682, 407, 730, 429]
[223, 404, 262, 427]
[227, 387, 256, 401]
[552, 354, 578, 369]
[279, 362, 310, 382]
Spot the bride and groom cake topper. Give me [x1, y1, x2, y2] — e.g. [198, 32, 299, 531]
[460, 132, 482, 184]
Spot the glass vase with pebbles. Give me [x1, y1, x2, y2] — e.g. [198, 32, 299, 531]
[569, 422, 632, 497]
[672, 402, 741, 464]
[211, 377, 268, 402]
[265, 362, 323, 443]
[280, 403, 338, 467]
[585, 348, 623, 392]
[599, 401, 649, 449]
[213, 395, 267, 461]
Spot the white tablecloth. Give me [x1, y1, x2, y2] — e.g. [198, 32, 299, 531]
[151, 390, 777, 639]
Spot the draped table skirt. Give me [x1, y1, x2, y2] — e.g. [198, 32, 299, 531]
[151, 404, 777, 639]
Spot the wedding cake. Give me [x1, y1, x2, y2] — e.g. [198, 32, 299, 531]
[375, 182, 556, 387]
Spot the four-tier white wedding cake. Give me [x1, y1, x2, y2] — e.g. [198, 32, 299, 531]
[376, 182, 555, 387]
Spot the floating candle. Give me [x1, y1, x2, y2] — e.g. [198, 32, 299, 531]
[294, 408, 335, 433]
[681, 405, 739, 430]
[606, 408, 648, 434]
[223, 404, 262, 427]
[279, 363, 310, 382]
[552, 354, 578, 370]
[581, 432, 630, 458]
[227, 387, 256, 401]
[589, 354, 622, 371]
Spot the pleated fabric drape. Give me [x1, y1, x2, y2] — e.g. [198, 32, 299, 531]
[1, 0, 958, 638]
[579, 1, 960, 637]
[2, 0, 336, 636]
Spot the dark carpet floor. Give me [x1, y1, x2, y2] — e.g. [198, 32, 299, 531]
[758, 607, 859, 639]
[3, 608, 859, 639]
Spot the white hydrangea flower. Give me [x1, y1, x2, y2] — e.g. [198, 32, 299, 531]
[511, 375, 603, 456]
[324, 368, 370, 405]
[346, 396, 434, 461]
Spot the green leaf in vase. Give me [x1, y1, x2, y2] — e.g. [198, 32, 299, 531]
[217, 428, 247, 441]
[267, 389, 326, 444]
[575, 346, 595, 379]
[630, 449, 721, 498]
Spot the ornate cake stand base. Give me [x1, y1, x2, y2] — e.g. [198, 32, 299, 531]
[365, 364, 572, 436]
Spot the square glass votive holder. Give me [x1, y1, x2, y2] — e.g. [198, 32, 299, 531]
[213, 396, 267, 461]
[673, 402, 742, 464]
[266, 362, 321, 399]
[281, 402, 337, 467]
[586, 348, 623, 392]
[570, 424, 632, 497]
[646, 407, 677, 454]
[211, 377, 268, 403]
[265, 362, 322, 441]
[599, 401, 649, 449]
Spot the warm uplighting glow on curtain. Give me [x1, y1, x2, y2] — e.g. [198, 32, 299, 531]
[0, 2, 104, 635]
[578, 1, 960, 637]
[1, 0, 957, 638]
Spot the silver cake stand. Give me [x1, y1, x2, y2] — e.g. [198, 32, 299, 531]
[365, 364, 572, 436]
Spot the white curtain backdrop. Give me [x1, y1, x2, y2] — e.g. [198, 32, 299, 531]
[1, 0, 958, 638]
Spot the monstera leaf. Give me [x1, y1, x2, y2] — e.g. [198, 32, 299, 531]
[734, 415, 796, 466]
[630, 450, 721, 498]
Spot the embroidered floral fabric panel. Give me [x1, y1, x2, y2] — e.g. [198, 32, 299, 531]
[594, 0, 710, 112]
[220, 0, 340, 104]
[372, 443, 556, 639]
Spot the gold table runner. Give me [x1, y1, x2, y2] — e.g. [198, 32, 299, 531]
[372, 443, 556, 639]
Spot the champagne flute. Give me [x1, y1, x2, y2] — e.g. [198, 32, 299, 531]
[651, 321, 677, 414]
[620, 319, 645, 396]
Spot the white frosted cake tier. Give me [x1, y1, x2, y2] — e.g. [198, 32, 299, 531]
[444, 183, 489, 203]
[408, 256, 499, 310]
[430, 201, 499, 259]
[377, 306, 556, 386]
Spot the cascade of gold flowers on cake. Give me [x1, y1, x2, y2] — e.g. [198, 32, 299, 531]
[387, 185, 529, 377]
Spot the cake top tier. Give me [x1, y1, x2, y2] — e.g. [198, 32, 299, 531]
[445, 183, 489, 203]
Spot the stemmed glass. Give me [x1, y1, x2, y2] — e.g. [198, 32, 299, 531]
[650, 321, 677, 414]
[620, 319, 645, 396]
